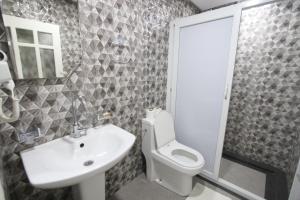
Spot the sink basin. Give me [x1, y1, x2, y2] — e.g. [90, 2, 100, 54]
[20, 124, 136, 191]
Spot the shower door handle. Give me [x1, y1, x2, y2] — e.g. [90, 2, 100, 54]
[224, 85, 229, 100]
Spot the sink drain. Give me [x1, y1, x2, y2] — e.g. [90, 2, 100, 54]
[83, 160, 94, 166]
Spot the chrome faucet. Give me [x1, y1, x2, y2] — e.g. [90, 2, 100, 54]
[71, 124, 87, 138]
[70, 94, 87, 138]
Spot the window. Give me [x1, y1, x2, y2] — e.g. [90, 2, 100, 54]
[3, 15, 63, 79]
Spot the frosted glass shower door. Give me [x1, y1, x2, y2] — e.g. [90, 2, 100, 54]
[167, 6, 241, 179]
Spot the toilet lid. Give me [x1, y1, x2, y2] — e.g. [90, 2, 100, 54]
[154, 111, 176, 148]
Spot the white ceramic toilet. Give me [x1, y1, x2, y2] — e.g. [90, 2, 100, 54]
[142, 109, 205, 196]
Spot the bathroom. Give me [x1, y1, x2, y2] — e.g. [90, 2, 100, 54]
[0, 0, 299, 200]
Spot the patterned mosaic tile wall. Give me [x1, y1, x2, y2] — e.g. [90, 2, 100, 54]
[224, 0, 300, 189]
[0, 0, 198, 200]
[0, 145, 8, 200]
[0, 1, 8, 199]
[78, 0, 198, 197]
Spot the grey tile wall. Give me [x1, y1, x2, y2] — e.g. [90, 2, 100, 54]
[224, 0, 300, 190]
[0, 138, 8, 200]
[0, 0, 198, 200]
[78, 0, 198, 197]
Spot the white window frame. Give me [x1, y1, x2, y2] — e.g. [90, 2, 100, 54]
[3, 15, 63, 79]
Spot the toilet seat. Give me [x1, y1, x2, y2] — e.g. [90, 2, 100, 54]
[151, 110, 205, 175]
[151, 140, 204, 175]
[158, 140, 204, 169]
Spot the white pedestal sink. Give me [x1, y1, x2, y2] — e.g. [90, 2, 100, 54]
[20, 124, 136, 200]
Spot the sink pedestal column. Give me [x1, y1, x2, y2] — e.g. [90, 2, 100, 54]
[73, 173, 105, 200]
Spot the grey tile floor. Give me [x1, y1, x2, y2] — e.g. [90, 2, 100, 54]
[110, 174, 242, 200]
[110, 174, 185, 200]
[219, 158, 266, 197]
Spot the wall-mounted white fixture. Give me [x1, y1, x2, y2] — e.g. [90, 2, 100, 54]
[0, 50, 20, 123]
[3, 15, 64, 79]
[20, 124, 136, 200]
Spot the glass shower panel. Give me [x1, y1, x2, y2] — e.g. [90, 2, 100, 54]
[174, 17, 233, 175]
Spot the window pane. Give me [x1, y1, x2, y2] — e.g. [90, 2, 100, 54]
[19, 46, 38, 78]
[16, 28, 34, 43]
[40, 48, 56, 78]
[38, 32, 53, 46]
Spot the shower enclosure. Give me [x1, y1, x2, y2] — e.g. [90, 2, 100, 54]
[167, 5, 240, 179]
[166, 0, 297, 200]
[166, 3, 249, 198]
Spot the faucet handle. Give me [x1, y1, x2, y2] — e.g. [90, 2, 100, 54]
[71, 124, 88, 138]
[78, 127, 87, 136]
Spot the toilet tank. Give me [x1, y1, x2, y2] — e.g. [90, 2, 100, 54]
[142, 108, 162, 155]
[142, 118, 156, 156]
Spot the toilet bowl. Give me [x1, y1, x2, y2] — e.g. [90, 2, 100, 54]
[142, 109, 205, 196]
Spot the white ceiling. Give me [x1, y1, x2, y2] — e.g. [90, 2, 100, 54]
[190, 0, 237, 10]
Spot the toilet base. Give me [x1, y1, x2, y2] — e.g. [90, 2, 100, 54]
[152, 159, 193, 196]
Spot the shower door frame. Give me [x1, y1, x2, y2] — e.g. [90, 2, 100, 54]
[166, 4, 242, 181]
[166, 1, 278, 200]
